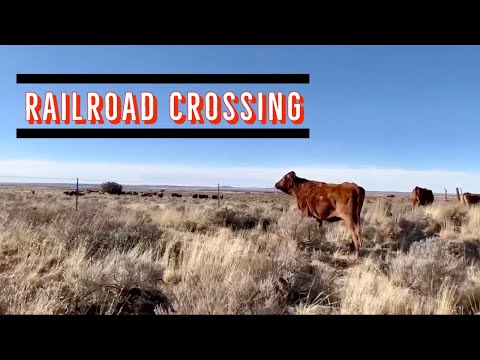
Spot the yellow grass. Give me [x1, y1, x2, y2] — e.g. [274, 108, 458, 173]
[0, 188, 479, 314]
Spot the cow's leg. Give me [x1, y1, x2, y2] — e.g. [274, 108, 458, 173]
[354, 222, 363, 249]
[343, 217, 360, 255]
[349, 240, 356, 252]
[316, 218, 322, 229]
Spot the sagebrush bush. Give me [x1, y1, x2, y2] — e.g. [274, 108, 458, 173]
[274, 208, 322, 244]
[209, 207, 273, 231]
[395, 210, 440, 251]
[59, 209, 164, 258]
[101, 182, 123, 195]
[390, 238, 467, 297]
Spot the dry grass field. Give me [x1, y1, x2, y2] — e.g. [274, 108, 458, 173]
[1, 187, 480, 315]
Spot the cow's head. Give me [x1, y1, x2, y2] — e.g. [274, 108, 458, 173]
[275, 171, 296, 194]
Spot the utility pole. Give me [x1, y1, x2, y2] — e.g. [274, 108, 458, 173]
[217, 183, 220, 208]
[75, 177, 79, 211]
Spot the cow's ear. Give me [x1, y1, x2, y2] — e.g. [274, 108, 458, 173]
[289, 171, 296, 177]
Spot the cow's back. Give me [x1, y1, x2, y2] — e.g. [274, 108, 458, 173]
[293, 181, 363, 219]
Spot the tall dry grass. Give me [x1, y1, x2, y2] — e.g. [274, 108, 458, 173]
[1, 190, 480, 314]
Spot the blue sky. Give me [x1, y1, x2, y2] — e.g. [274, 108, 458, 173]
[1, 45, 480, 191]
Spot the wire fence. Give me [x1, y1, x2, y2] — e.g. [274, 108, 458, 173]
[0, 174, 231, 210]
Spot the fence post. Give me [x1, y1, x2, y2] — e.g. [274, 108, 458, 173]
[456, 187, 460, 202]
[217, 183, 220, 208]
[75, 177, 79, 211]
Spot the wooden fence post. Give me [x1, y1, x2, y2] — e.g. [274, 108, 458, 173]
[75, 177, 79, 210]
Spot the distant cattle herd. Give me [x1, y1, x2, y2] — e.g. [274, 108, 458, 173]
[59, 188, 226, 201]
[192, 194, 223, 200]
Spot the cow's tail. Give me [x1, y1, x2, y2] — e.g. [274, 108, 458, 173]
[356, 186, 366, 228]
[349, 185, 365, 251]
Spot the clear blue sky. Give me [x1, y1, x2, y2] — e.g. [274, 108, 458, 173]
[1, 45, 480, 191]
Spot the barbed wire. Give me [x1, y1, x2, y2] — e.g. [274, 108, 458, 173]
[0, 174, 272, 189]
[75, 178, 161, 185]
[0, 175, 77, 181]
[0, 175, 184, 184]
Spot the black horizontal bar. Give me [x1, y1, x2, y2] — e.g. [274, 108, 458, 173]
[16, 128, 310, 139]
[16, 74, 309, 84]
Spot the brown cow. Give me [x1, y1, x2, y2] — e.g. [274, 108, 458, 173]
[410, 186, 434, 206]
[274, 171, 365, 253]
[463, 192, 480, 207]
[198, 194, 209, 199]
[192, 194, 199, 199]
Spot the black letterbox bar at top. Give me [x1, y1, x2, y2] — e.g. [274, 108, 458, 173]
[16, 74, 310, 84]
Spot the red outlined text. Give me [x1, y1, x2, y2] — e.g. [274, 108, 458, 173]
[25, 91, 158, 125]
[169, 91, 304, 125]
[25, 91, 304, 126]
